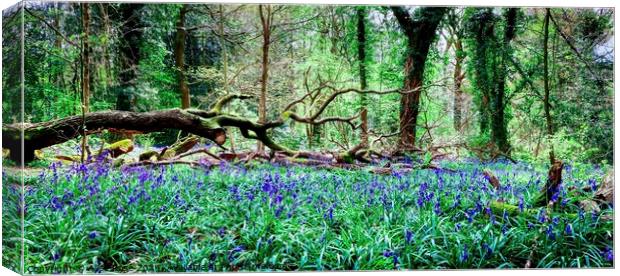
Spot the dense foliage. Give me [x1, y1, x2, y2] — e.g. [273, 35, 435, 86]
[2, 4, 613, 163]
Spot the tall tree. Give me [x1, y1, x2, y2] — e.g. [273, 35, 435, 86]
[174, 4, 190, 109]
[391, 7, 447, 150]
[81, 3, 90, 113]
[542, 8, 555, 163]
[491, 8, 517, 155]
[466, 8, 517, 155]
[115, 3, 144, 112]
[80, 3, 91, 162]
[445, 9, 466, 132]
[356, 6, 369, 146]
[258, 4, 273, 153]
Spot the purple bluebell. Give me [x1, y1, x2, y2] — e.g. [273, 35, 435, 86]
[383, 250, 394, 257]
[546, 225, 556, 240]
[482, 243, 493, 257]
[405, 229, 413, 244]
[460, 245, 469, 262]
[218, 227, 226, 238]
[565, 223, 573, 235]
[603, 246, 613, 262]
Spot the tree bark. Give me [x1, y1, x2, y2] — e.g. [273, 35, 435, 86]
[2, 109, 227, 163]
[543, 8, 555, 164]
[391, 7, 447, 150]
[174, 4, 190, 109]
[81, 3, 91, 162]
[356, 7, 369, 147]
[453, 38, 465, 132]
[258, 4, 272, 153]
[534, 160, 564, 207]
[491, 8, 517, 156]
[81, 3, 90, 113]
[115, 3, 143, 112]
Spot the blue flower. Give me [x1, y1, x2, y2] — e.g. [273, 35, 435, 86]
[538, 209, 547, 223]
[546, 225, 556, 240]
[603, 246, 613, 262]
[565, 224, 573, 235]
[405, 229, 413, 244]
[51, 251, 61, 261]
[217, 227, 226, 238]
[383, 250, 394, 257]
[88, 231, 98, 239]
[460, 245, 469, 262]
[482, 243, 493, 257]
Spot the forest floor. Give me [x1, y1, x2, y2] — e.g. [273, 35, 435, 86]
[1, 153, 614, 272]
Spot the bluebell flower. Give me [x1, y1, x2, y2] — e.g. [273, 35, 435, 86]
[546, 225, 556, 240]
[383, 250, 394, 257]
[51, 251, 61, 261]
[218, 227, 226, 238]
[565, 224, 573, 235]
[603, 246, 613, 262]
[405, 229, 413, 244]
[460, 245, 469, 262]
[434, 201, 442, 215]
[482, 243, 493, 257]
[538, 209, 547, 223]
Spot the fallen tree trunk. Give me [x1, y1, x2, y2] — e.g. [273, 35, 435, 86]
[2, 109, 226, 163]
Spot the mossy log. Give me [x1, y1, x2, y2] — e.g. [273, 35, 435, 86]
[2, 109, 227, 163]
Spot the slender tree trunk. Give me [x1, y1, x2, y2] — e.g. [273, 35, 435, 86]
[81, 3, 91, 162]
[99, 3, 112, 89]
[543, 8, 555, 164]
[81, 3, 90, 113]
[356, 7, 369, 146]
[218, 4, 236, 152]
[53, 2, 65, 89]
[174, 4, 190, 109]
[453, 39, 465, 132]
[218, 5, 229, 93]
[258, 4, 272, 153]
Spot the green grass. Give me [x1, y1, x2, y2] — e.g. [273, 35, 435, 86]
[1, 159, 613, 273]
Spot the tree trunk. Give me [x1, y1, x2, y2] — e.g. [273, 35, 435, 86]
[174, 4, 190, 109]
[453, 39, 465, 132]
[116, 3, 144, 112]
[491, 8, 517, 155]
[543, 8, 555, 164]
[534, 160, 564, 207]
[391, 7, 446, 150]
[258, 4, 272, 153]
[81, 3, 90, 113]
[53, 2, 65, 88]
[356, 7, 369, 147]
[81, 3, 91, 162]
[2, 109, 227, 163]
